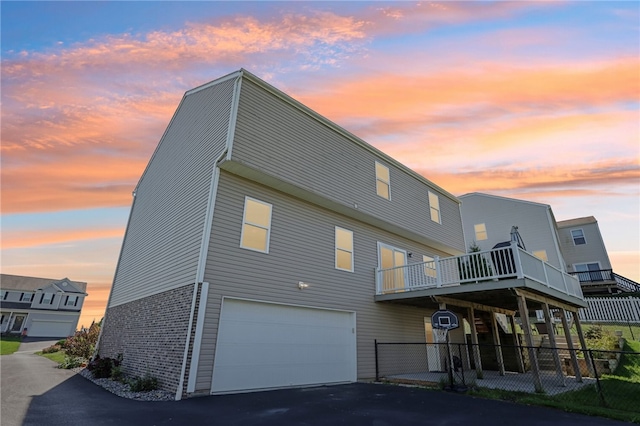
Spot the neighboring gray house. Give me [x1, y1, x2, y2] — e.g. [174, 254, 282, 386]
[459, 193, 565, 271]
[99, 70, 586, 399]
[557, 216, 638, 294]
[0, 274, 87, 337]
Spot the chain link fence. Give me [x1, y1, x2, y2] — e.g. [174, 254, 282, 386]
[375, 340, 640, 415]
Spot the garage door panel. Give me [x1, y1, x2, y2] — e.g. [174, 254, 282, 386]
[29, 320, 74, 338]
[211, 299, 356, 393]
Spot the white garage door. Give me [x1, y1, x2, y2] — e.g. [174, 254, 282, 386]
[29, 320, 74, 338]
[211, 298, 356, 393]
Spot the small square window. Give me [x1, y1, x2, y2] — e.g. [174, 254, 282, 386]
[375, 162, 390, 200]
[428, 191, 441, 223]
[42, 293, 53, 304]
[474, 223, 487, 241]
[335, 227, 354, 272]
[240, 197, 273, 253]
[571, 229, 586, 245]
[20, 293, 32, 302]
[66, 296, 78, 306]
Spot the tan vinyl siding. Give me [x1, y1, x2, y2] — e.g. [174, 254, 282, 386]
[108, 78, 236, 307]
[229, 78, 464, 254]
[193, 172, 452, 392]
[557, 220, 612, 271]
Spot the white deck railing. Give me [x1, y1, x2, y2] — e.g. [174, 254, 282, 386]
[375, 242, 583, 300]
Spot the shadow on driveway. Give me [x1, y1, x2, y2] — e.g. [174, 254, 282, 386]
[2, 352, 630, 426]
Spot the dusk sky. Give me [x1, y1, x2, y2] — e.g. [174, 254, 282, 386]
[2, 1, 639, 328]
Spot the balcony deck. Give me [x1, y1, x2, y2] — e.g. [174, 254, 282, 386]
[375, 244, 586, 311]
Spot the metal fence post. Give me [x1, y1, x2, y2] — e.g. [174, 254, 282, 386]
[374, 339, 379, 382]
[588, 349, 607, 407]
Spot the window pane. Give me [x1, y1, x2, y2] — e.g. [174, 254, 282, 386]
[376, 162, 389, 182]
[336, 250, 352, 271]
[474, 223, 487, 240]
[533, 250, 548, 261]
[380, 246, 394, 269]
[394, 250, 406, 267]
[376, 181, 389, 199]
[245, 199, 271, 227]
[241, 224, 268, 251]
[336, 228, 353, 251]
[430, 208, 440, 223]
[428, 192, 439, 209]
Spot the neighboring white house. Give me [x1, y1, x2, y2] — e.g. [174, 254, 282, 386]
[98, 69, 586, 399]
[557, 216, 638, 294]
[459, 193, 566, 271]
[0, 274, 87, 338]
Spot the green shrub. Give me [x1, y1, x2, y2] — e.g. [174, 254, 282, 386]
[129, 374, 158, 392]
[58, 355, 84, 369]
[64, 322, 100, 359]
[42, 344, 61, 354]
[585, 326, 619, 358]
[110, 365, 125, 382]
[87, 355, 121, 379]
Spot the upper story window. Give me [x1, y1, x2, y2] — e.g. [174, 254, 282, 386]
[335, 227, 354, 272]
[20, 293, 32, 302]
[40, 293, 54, 305]
[2, 291, 7, 300]
[66, 295, 78, 306]
[240, 196, 272, 253]
[428, 191, 441, 224]
[474, 223, 487, 241]
[571, 229, 586, 245]
[533, 250, 548, 262]
[375, 161, 390, 200]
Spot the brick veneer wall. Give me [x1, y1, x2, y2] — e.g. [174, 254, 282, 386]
[98, 284, 195, 395]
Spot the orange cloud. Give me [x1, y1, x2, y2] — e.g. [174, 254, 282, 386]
[1, 227, 124, 250]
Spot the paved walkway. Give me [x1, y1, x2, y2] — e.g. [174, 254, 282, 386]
[0, 351, 629, 426]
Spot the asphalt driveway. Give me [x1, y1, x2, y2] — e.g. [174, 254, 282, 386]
[1, 350, 629, 426]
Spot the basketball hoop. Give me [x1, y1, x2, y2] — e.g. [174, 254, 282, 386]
[434, 328, 449, 343]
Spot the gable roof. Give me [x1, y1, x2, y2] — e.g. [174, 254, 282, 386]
[179, 69, 461, 205]
[556, 216, 597, 228]
[459, 192, 550, 209]
[0, 274, 87, 294]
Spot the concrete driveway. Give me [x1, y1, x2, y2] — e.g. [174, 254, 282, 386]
[1, 351, 629, 426]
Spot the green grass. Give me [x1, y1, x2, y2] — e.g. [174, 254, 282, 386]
[468, 340, 640, 423]
[36, 350, 67, 364]
[0, 336, 22, 355]
[556, 323, 640, 342]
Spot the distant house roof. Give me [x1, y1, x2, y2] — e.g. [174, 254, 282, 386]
[0, 274, 87, 294]
[556, 216, 597, 228]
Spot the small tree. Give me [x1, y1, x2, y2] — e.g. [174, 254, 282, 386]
[64, 321, 100, 359]
[458, 242, 493, 281]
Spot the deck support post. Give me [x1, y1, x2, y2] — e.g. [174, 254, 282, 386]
[542, 303, 565, 386]
[491, 311, 505, 376]
[573, 313, 595, 377]
[467, 307, 483, 379]
[516, 293, 544, 393]
[509, 315, 525, 373]
[560, 309, 582, 382]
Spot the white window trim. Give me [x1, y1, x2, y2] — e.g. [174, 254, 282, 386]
[335, 226, 354, 272]
[377, 242, 408, 269]
[42, 293, 53, 304]
[574, 261, 601, 272]
[571, 228, 587, 245]
[66, 295, 78, 306]
[239, 196, 273, 254]
[428, 191, 441, 224]
[474, 223, 487, 241]
[375, 161, 391, 200]
[20, 293, 32, 302]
